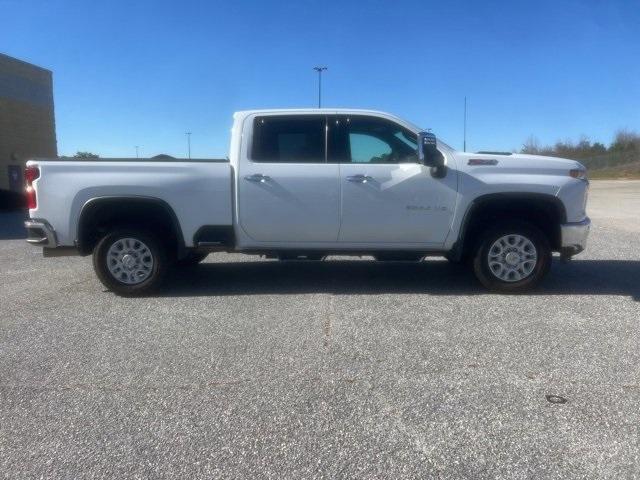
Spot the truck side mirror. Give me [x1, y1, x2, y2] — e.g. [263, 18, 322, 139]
[418, 131, 440, 166]
[418, 131, 446, 178]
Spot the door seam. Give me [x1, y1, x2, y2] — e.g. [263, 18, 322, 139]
[336, 162, 344, 241]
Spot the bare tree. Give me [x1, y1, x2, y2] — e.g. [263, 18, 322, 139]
[521, 135, 540, 154]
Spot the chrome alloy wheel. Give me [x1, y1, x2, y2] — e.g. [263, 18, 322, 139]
[106, 237, 154, 285]
[487, 234, 537, 282]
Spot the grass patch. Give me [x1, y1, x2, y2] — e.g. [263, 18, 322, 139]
[589, 161, 640, 179]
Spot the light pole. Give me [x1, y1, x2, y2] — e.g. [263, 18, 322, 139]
[135, 146, 139, 159]
[313, 66, 327, 108]
[185, 132, 192, 159]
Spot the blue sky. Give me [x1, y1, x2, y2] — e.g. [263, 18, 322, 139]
[1, 0, 639, 157]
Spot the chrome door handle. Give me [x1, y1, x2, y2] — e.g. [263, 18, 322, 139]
[346, 174, 374, 183]
[244, 173, 271, 183]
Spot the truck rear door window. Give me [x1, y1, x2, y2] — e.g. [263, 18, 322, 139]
[252, 116, 326, 163]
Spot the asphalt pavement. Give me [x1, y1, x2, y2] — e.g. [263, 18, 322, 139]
[1, 180, 639, 479]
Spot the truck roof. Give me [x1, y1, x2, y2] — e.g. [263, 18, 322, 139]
[233, 108, 423, 133]
[235, 108, 393, 116]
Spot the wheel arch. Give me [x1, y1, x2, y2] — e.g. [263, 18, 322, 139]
[76, 196, 186, 257]
[452, 192, 567, 261]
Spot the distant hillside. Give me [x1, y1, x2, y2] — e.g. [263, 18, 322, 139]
[521, 129, 639, 178]
[579, 150, 639, 171]
[588, 160, 640, 179]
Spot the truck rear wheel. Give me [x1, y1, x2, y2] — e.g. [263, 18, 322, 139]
[93, 229, 167, 295]
[472, 222, 551, 292]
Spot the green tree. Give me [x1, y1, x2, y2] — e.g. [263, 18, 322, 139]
[73, 151, 99, 159]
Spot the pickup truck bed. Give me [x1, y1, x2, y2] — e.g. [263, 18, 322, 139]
[30, 158, 232, 248]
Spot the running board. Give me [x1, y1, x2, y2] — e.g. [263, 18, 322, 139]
[195, 241, 227, 251]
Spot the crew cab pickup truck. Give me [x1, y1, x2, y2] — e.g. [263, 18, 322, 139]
[24, 109, 590, 295]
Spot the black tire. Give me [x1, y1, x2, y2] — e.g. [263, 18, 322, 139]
[472, 222, 551, 292]
[444, 253, 462, 264]
[175, 251, 208, 267]
[93, 229, 168, 296]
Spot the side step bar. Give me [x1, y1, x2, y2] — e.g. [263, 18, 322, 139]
[195, 241, 227, 252]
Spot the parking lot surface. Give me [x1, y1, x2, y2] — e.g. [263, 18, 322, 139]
[1, 180, 639, 478]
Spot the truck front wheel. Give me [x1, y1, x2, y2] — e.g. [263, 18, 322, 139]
[472, 222, 551, 292]
[93, 229, 168, 295]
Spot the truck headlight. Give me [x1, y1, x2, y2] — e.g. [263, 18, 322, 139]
[569, 168, 587, 180]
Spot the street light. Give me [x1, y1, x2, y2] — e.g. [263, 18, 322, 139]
[185, 132, 192, 159]
[313, 66, 327, 108]
[135, 146, 139, 159]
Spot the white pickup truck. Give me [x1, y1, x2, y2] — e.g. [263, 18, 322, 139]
[24, 109, 590, 295]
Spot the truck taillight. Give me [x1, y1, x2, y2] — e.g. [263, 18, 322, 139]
[25, 165, 40, 210]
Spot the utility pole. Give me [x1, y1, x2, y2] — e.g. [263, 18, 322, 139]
[313, 66, 327, 108]
[135, 146, 139, 159]
[185, 132, 192, 160]
[463, 96, 467, 153]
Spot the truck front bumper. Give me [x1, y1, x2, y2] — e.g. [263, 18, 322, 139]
[560, 217, 590, 257]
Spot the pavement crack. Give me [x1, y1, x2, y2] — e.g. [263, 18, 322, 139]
[0, 380, 245, 392]
[323, 294, 336, 348]
[323, 315, 332, 347]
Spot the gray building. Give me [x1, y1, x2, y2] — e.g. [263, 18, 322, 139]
[0, 53, 57, 205]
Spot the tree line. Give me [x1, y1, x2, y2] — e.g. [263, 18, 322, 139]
[521, 129, 640, 169]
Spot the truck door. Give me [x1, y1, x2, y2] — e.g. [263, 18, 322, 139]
[238, 114, 340, 242]
[329, 115, 457, 245]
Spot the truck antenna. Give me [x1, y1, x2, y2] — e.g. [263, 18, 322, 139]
[463, 96, 467, 152]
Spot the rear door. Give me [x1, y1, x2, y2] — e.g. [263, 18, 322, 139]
[238, 114, 340, 242]
[330, 114, 457, 244]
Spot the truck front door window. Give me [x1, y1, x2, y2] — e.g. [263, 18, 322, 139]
[349, 134, 392, 163]
[334, 116, 418, 164]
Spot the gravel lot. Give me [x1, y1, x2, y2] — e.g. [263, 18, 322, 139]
[1, 180, 639, 479]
